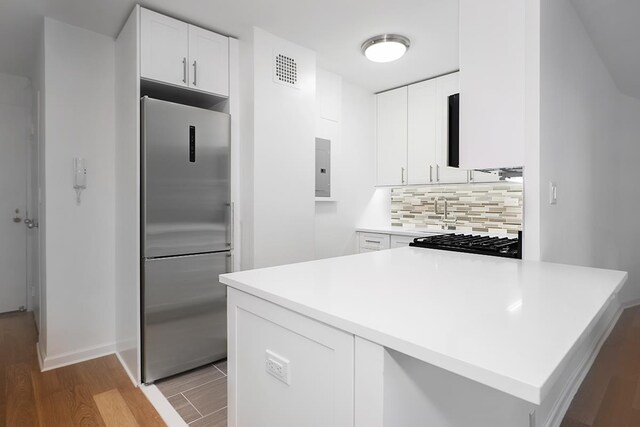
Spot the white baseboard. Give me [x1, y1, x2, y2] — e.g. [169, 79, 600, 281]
[544, 301, 622, 427]
[39, 342, 116, 371]
[140, 384, 188, 427]
[116, 350, 140, 387]
[621, 297, 640, 309]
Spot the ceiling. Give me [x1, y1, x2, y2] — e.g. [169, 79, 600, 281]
[571, 0, 640, 99]
[0, 0, 459, 93]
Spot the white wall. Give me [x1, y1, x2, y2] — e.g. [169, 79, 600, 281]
[40, 18, 116, 365]
[114, 6, 140, 383]
[314, 70, 376, 259]
[538, 0, 640, 303]
[614, 94, 640, 303]
[249, 28, 316, 268]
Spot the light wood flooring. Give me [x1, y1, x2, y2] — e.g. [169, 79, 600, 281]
[4, 305, 640, 426]
[0, 311, 165, 426]
[156, 360, 227, 426]
[562, 305, 640, 426]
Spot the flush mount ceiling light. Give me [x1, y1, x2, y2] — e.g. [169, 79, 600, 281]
[361, 34, 411, 63]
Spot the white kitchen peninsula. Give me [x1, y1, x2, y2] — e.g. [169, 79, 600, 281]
[220, 248, 627, 427]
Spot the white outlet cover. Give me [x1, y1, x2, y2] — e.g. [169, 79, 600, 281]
[266, 350, 291, 385]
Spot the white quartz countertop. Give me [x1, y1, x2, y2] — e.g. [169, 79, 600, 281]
[220, 248, 627, 404]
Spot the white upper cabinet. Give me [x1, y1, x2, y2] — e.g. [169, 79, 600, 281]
[378, 72, 468, 187]
[140, 9, 189, 87]
[188, 25, 229, 97]
[407, 79, 437, 185]
[435, 73, 468, 184]
[140, 8, 229, 97]
[376, 87, 408, 186]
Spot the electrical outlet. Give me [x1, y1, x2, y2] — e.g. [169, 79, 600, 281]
[265, 350, 290, 385]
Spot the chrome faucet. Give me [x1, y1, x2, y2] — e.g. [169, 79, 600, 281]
[435, 196, 448, 220]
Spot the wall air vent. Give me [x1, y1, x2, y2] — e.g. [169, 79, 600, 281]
[273, 52, 300, 89]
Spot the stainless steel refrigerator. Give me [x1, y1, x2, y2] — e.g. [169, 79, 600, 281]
[141, 96, 230, 384]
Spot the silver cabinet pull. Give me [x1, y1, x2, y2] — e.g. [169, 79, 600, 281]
[182, 57, 187, 83]
[436, 164, 440, 182]
[429, 165, 433, 183]
[193, 60, 197, 86]
[401, 167, 406, 184]
[469, 170, 474, 182]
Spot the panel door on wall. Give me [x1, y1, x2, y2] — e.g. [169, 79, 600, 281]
[407, 79, 438, 185]
[376, 87, 408, 186]
[435, 72, 468, 184]
[140, 8, 189, 87]
[188, 25, 229, 96]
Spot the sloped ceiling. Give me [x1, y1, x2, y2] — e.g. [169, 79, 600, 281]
[571, 0, 640, 99]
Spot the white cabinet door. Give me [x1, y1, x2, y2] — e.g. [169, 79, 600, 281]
[140, 8, 189, 87]
[435, 72, 468, 184]
[376, 87, 408, 186]
[407, 80, 438, 185]
[188, 25, 229, 96]
[390, 235, 416, 248]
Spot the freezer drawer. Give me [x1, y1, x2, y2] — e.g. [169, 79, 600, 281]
[142, 97, 231, 258]
[143, 252, 229, 383]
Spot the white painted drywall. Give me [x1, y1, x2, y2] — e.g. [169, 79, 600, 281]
[314, 70, 376, 259]
[458, 0, 526, 169]
[613, 94, 640, 303]
[114, 6, 140, 383]
[41, 18, 116, 361]
[538, 0, 640, 303]
[250, 28, 316, 268]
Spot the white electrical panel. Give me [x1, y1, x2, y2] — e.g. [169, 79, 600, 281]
[265, 349, 290, 385]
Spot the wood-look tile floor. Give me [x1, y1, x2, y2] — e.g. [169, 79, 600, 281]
[0, 311, 165, 427]
[156, 360, 227, 426]
[562, 305, 640, 427]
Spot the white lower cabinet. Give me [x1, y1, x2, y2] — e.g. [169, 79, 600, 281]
[390, 235, 416, 248]
[228, 288, 537, 427]
[359, 231, 443, 252]
[228, 288, 354, 427]
[358, 233, 391, 253]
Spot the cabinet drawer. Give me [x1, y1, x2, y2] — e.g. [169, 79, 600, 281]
[359, 233, 390, 252]
[390, 235, 417, 248]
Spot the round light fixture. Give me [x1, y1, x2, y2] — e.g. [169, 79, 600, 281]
[361, 34, 411, 63]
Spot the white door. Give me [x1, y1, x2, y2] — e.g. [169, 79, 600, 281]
[0, 103, 28, 313]
[140, 8, 189, 87]
[435, 72, 468, 184]
[376, 87, 407, 186]
[188, 25, 229, 96]
[407, 79, 438, 185]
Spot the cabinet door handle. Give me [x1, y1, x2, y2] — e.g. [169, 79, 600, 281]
[193, 60, 197, 86]
[436, 164, 440, 182]
[182, 57, 187, 83]
[401, 167, 406, 184]
[469, 170, 474, 182]
[429, 165, 433, 183]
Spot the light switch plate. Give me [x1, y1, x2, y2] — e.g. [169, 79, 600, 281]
[549, 182, 558, 205]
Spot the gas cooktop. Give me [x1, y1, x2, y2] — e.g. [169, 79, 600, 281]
[409, 232, 522, 259]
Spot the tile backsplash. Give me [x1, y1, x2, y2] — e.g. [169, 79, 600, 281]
[391, 183, 523, 235]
